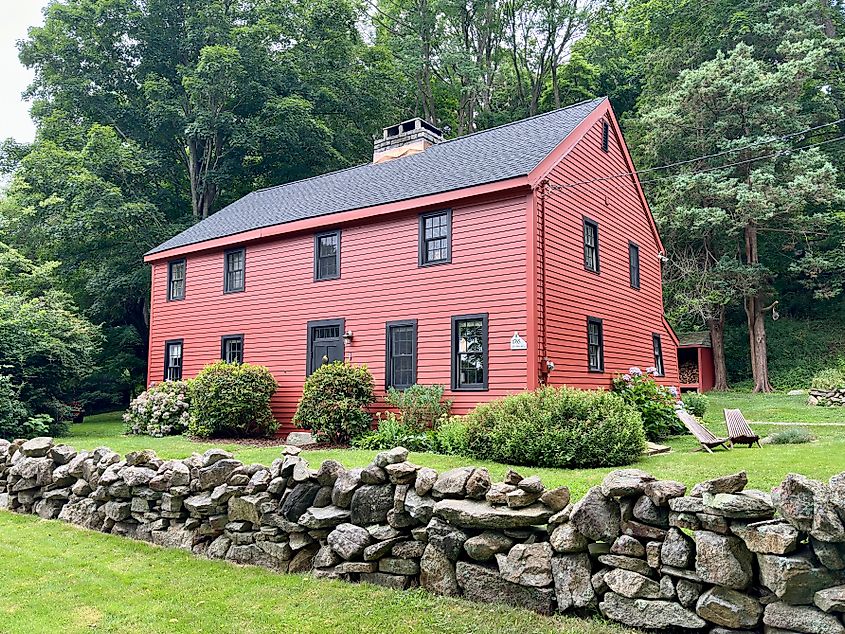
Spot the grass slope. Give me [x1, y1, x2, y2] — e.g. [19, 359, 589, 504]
[0, 512, 630, 634]
[64, 393, 844, 500]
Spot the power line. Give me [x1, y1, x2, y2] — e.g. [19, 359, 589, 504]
[633, 134, 845, 188]
[546, 118, 845, 192]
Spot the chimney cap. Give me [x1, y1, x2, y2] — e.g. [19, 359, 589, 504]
[383, 117, 442, 140]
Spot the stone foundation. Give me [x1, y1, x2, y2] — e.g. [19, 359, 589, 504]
[2, 436, 845, 632]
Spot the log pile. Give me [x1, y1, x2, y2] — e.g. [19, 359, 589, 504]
[679, 360, 699, 385]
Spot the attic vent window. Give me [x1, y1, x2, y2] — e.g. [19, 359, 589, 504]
[601, 121, 610, 152]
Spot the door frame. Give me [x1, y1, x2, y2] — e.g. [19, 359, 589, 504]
[306, 318, 346, 375]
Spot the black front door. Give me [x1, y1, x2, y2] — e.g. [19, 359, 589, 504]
[307, 319, 345, 375]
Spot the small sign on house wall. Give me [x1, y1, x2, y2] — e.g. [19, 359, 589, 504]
[510, 332, 527, 350]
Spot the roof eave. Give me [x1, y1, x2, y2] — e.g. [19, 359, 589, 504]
[144, 175, 532, 263]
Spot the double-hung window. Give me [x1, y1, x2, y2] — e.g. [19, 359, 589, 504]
[419, 210, 451, 266]
[652, 334, 665, 376]
[224, 248, 245, 293]
[583, 218, 599, 273]
[167, 259, 186, 301]
[385, 321, 417, 390]
[221, 335, 244, 364]
[587, 317, 604, 372]
[629, 242, 641, 289]
[315, 231, 340, 280]
[452, 314, 488, 390]
[164, 340, 183, 380]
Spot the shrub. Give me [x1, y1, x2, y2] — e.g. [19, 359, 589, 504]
[681, 392, 709, 418]
[352, 412, 434, 452]
[0, 374, 58, 440]
[124, 380, 191, 437]
[293, 362, 374, 444]
[385, 384, 452, 432]
[811, 368, 845, 391]
[188, 362, 278, 438]
[612, 367, 684, 441]
[463, 386, 645, 469]
[767, 427, 814, 445]
[432, 416, 470, 456]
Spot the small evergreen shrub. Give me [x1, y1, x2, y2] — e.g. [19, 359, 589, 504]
[681, 392, 709, 418]
[352, 412, 434, 452]
[767, 427, 814, 445]
[189, 362, 278, 438]
[463, 386, 645, 469]
[385, 384, 452, 432]
[432, 416, 470, 455]
[811, 368, 845, 391]
[293, 362, 374, 444]
[612, 367, 684, 441]
[124, 380, 191, 437]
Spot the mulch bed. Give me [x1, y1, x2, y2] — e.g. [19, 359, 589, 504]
[186, 436, 349, 451]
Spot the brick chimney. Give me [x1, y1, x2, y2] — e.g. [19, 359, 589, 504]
[373, 118, 443, 163]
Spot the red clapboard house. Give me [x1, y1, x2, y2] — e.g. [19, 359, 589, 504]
[145, 97, 679, 435]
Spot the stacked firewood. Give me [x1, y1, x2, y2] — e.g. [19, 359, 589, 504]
[679, 360, 699, 384]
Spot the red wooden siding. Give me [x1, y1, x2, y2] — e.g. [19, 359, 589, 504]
[148, 194, 531, 434]
[536, 111, 679, 388]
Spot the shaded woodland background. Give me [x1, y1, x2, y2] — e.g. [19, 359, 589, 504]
[1, 0, 843, 412]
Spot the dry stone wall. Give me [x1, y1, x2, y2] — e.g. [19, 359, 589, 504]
[2, 436, 845, 633]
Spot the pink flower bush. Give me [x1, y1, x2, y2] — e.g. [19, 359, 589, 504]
[124, 380, 191, 437]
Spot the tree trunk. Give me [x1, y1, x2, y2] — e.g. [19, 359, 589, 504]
[743, 223, 773, 392]
[708, 309, 729, 391]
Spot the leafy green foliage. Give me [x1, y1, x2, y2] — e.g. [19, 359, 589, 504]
[767, 427, 815, 445]
[0, 242, 100, 431]
[611, 369, 684, 441]
[351, 412, 435, 452]
[384, 384, 452, 432]
[124, 381, 191, 437]
[431, 416, 470, 456]
[188, 362, 278, 439]
[293, 362, 375, 444]
[811, 368, 845, 391]
[0, 375, 45, 441]
[681, 392, 709, 418]
[463, 387, 645, 469]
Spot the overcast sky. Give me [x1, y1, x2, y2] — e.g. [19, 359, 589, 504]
[1, 2, 47, 143]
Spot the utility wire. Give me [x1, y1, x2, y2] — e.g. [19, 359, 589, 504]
[546, 118, 845, 192]
[632, 134, 845, 188]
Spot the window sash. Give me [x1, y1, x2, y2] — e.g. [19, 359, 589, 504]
[386, 323, 416, 389]
[165, 342, 183, 380]
[168, 260, 185, 300]
[587, 319, 604, 372]
[225, 250, 245, 292]
[315, 232, 340, 280]
[653, 335, 665, 376]
[452, 315, 487, 390]
[222, 336, 243, 364]
[420, 211, 450, 265]
[583, 220, 599, 272]
[629, 243, 640, 288]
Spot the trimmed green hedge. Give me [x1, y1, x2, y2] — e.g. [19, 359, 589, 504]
[463, 387, 646, 469]
[188, 362, 278, 438]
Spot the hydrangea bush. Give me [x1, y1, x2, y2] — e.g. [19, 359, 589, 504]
[124, 381, 191, 437]
[611, 367, 683, 441]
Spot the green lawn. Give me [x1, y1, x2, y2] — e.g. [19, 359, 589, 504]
[0, 511, 631, 634]
[62, 392, 844, 500]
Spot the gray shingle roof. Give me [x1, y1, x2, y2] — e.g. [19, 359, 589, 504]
[148, 97, 605, 255]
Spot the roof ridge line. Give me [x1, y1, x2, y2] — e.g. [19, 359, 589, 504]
[250, 97, 606, 196]
[436, 96, 605, 146]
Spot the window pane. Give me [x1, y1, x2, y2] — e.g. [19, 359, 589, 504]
[389, 325, 414, 388]
[169, 261, 185, 299]
[422, 213, 449, 263]
[317, 234, 339, 279]
[455, 317, 485, 388]
[459, 353, 484, 386]
[166, 343, 183, 380]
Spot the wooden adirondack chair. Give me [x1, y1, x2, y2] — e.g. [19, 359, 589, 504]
[676, 409, 732, 453]
[724, 408, 762, 448]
